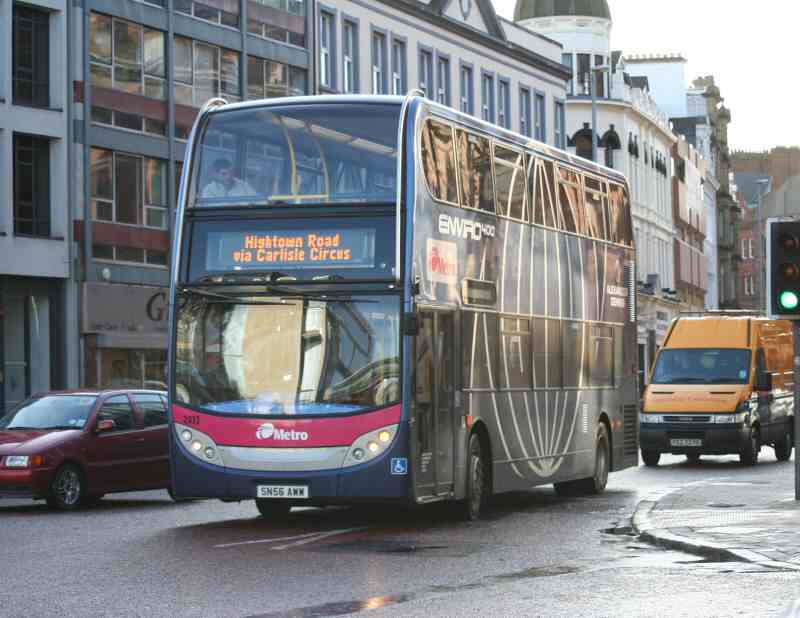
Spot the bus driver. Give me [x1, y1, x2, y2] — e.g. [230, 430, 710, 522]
[202, 158, 257, 198]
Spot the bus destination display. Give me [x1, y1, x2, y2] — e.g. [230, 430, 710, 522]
[206, 229, 377, 271]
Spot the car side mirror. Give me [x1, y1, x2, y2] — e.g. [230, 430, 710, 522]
[96, 419, 116, 433]
[755, 371, 773, 393]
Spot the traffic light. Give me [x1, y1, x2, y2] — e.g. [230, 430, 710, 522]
[767, 218, 800, 318]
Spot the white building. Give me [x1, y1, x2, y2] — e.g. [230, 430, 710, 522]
[1, 0, 78, 411]
[515, 0, 679, 377]
[314, 0, 570, 145]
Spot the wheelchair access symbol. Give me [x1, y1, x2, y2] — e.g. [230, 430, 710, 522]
[390, 457, 408, 476]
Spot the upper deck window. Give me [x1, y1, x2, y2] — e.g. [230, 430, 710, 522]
[192, 103, 400, 208]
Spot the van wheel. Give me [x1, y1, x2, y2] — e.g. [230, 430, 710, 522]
[774, 430, 793, 462]
[457, 433, 487, 521]
[740, 428, 760, 466]
[642, 450, 661, 467]
[256, 499, 291, 519]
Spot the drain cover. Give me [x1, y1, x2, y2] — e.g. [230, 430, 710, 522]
[707, 503, 746, 509]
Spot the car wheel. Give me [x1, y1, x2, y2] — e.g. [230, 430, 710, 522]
[457, 433, 487, 521]
[740, 428, 760, 466]
[256, 499, 291, 519]
[642, 450, 661, 467]
[774, 430, 793, 462]
[46, 464, 86, 511]
[686, 453, 701, 464]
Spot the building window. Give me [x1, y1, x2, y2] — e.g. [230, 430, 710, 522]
[519, 87, 531, 137]
[98, 349, 167, 389]
[319, 11, 334, 89]
[90, 13, 167, 135]
[248, 0, 307, 46]
[562, 53, 573, 96]
[481, 72, 495, 123]
[554, 101, 565, 149]
[173, 36, 240, 108]
[371, 31, 387, 94]
[13, 6, 50, 107]
[577, 53, 590, 95]
[419, 48, 433, 98]
[749, 238, 755, 259]
[498, 79, 510, 128]
[176, 0, 239, 28]
[460, 64, 474, 114]
[595, 54, 605, 98]
[247, 57, 306, 99]
[90, 148, 169, 233]
[535, 92, 546, 142]
[391, 38, 407, 95]
[343, 19, 358, 94]
[13, 135, 50, 237]
[436, 55, 450, 106]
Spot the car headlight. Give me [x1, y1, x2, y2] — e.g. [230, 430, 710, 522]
[640, 413, 663, 424]
[174, 423, 224, 466]
[5, 456, 29, 468]
[342, 424, 399, 468]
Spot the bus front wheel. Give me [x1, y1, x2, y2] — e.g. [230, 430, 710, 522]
[642, 450, 661, 467]
[256, 499, 291, 519]
[457, 433, 487, 521]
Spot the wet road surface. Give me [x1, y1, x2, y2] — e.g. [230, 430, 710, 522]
[1, 452, 797, 617]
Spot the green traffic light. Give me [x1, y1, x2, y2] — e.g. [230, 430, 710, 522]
[779, 290, 800, 311]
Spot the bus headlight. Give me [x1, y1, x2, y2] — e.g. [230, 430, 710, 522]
[174, 423, 224, 467]
[342, 424, 398, 468]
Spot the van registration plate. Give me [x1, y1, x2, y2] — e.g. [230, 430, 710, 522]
[670, 438, 702, 447]
[256, 485, 309, 499]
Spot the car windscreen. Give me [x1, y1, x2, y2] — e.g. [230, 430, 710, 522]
[192, 103, 401, 208]
[651, 349, 752, 385]
[0, 396, 98, 430]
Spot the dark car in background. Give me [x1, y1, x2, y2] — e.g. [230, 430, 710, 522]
[0, 390, 172, 510]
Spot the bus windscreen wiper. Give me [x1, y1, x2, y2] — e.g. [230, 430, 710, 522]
[178, 287, 286, 305]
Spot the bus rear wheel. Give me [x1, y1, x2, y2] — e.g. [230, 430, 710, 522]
[457, 433, 487, 521]
[554, 424, 610, 496]
[256, 499, 291, 519]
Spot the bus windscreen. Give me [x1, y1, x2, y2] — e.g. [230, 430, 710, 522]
[192, 103, 401, 207]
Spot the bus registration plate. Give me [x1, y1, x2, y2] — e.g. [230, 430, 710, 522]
[670, 439, 702, 447]
[257, 485, 309, 499]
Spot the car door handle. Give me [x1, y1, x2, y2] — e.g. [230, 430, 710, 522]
[135, 438, 146, 443]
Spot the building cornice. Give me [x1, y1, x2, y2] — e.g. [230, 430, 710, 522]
[378, 0, 573, 81]
[567, 98, 677, 143]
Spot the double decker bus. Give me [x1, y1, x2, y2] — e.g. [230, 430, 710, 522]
[168, 93, 639, 520]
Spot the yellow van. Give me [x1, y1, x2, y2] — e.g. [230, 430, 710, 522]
[640, 313, 795, 466]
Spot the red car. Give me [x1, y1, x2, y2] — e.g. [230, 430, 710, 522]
[0, 390, 172, 510]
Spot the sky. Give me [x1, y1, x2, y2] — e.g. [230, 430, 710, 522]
[492, 0, 799, 152]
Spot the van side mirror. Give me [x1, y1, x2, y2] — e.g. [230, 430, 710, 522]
[755, 371, 773, 392]
[96, 419, 116, 433]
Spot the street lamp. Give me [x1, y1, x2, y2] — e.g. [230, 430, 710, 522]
[590, 65, 611, 163]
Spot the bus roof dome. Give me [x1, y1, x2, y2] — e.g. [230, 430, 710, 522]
[514, 0, 611, 21]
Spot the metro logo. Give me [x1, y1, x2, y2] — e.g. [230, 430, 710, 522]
[438, 214, 496, 241]
[256, 423, 309, 442]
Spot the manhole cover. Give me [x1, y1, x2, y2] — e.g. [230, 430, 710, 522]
[314, 540, 490, 557]
[707, 503, 746, 509]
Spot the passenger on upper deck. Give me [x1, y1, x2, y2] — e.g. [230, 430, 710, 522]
[201, 158, 257, 198]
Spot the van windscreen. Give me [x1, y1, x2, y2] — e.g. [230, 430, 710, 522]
[651, 349, 751, 385]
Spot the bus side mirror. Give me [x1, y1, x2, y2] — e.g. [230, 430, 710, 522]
[755, 371, 773, 392]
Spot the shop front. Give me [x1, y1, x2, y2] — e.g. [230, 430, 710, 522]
[83, 283, 168, 390]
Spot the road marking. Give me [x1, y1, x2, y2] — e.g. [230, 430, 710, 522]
[213, 527, 366, 550]
[270, 527, 366, 551]
[214, 531, 323, 549]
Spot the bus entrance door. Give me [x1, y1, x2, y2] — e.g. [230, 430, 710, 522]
[413, 310, 456, 500]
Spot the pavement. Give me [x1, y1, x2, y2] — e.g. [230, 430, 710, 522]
[633, 455, 800, 572]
